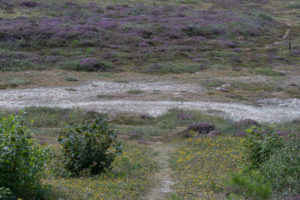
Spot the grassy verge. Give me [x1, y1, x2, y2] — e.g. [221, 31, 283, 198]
[45, 142, 158, 200]
[169, 136, 244, 200]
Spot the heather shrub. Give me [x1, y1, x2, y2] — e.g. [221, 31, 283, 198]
[58, 118, 122, 176]
[20, 1, 38, 8]
[0, 113, 48, 199]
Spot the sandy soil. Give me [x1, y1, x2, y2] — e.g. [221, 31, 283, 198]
[143, 143, 175, 200]
[1, 81, 300, 123]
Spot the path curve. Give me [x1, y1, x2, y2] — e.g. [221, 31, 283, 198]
[0, 81, 300, 123]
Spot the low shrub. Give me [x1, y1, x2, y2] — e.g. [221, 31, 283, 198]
[242, 127, 283, 170]
[0, 113, 48, 199]
[65, 77, 78, 82]
[127, 89, 144, 94]
[62, 59, 114, 72]
[58, 118, 122, 176]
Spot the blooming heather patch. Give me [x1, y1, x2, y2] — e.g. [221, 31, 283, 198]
[0, 2, 284, 71]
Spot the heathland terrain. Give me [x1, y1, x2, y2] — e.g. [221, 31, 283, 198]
[0, 0, 299, 199]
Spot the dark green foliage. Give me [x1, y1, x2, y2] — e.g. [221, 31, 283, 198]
[127, 89, 144, 94]
[242, 127, 283, 169]
[230, 170, 272, 200]
[0, 113, 48, 200]
[62, 59, 114, 72]
[0, 187, 14, 200]
[58, 118, 122, 176]
[65, 77, 78, 81]
[260, 135, 300, 193]
[237, 127, 300, 197]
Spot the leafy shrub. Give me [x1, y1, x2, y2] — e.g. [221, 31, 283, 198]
[230, 170, 272, 200]
[0, 113, 48, 199]
[260, 135, 300, 194]
[58, 118, 122, 176]
[0, 187, 14, 200]
[243, 127, 283, 170]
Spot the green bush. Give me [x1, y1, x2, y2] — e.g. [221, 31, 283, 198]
[58, 118, 122, 176]
[238, 127, 299, 197]
[260, 135, 300, 194]
[0, 113, 48, 199]
[243, 127, 283, 170]
[230, 170, 272, 200]
[0, 187, 14, 200]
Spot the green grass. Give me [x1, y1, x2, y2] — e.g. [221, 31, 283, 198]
[147, 63, 202, 74]
[114, 79, 130, 83]
[115, 125, 167, 139]
[169, 136, 244, 199]
[97, 94, 115, 99]
[127, 89, 144, 94]
[288, 3, 300, 9]
[8, 79, 31, 88]
[46, 142, 158, 200]
[64, 87, 77, 91]
[19, 107, 102, 128]
[250, 68, 283, 77]
[65, 77, 78, 82]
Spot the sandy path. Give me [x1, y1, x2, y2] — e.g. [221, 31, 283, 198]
[143, 143, 175, 200]
[1, 81, 300, 123]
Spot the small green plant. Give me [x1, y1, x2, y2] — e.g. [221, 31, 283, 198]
[114, 79, 130, 83]
[0, 113, 48, 199]
[58, 118, 122, 176]
[64, 87, 77, 91]
[127, 89, 144, 94]
[65, 77, 78, 81]
[97, 94, 115, 99]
